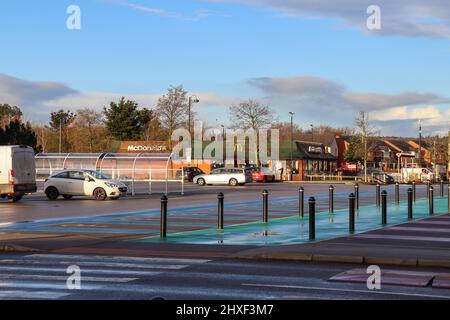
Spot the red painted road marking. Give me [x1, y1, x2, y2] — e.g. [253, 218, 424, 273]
[354, 233, 450, 242]
[387, 226, 450, 233]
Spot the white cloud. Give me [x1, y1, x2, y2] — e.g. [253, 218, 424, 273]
[208, 0, 450, 38]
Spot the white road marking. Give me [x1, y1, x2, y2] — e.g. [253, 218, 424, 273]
[241, 283, 450, 299]
[0, 265, 163, 276]
[0, 259, 189, 270]
[27, 254, 210, 264]
[0, 290, 71, 299]
[0, 274, 137, 283]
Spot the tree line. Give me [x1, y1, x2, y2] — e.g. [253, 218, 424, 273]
[0, 86, 448, 165]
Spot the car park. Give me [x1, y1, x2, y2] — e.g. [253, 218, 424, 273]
[252, 167, 276, 182]
[44, 169, 128, 201]
[193, 168, 252, 186]
[175, 167, 205, 182]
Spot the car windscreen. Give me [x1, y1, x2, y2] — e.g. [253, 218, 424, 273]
[85, 170, 110, 180]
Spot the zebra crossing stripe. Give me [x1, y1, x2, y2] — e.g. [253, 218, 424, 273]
[0, 259, 189, 270]
[0, 290, 71, 299]
[27, 254, 211, 264]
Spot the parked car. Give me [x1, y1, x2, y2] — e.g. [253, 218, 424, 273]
[175, 167, 205, 182]
[0, 145, 37, 202]
[252, 167, 276, 182]
[44, 169, 128, 201]
[358, 168, 394, 184]
[193, 168, 252, 186]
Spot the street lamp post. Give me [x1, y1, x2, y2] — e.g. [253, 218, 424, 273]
[310, 124, 314, 142]
[188, 95, 200, 136]
[418, 120, 422, 167]
[289, 112, 295, 168]
[221, 124, 225, 165]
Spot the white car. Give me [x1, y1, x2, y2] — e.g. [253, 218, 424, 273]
[193, 168, 252, 186]
[44, 169, 128, 201]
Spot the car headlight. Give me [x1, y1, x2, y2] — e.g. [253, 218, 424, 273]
[105, 182, 118, 188]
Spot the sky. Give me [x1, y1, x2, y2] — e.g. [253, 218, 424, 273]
[0, 0, 449, 137]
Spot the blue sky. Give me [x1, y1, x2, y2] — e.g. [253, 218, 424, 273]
[0, 0, 449, 136]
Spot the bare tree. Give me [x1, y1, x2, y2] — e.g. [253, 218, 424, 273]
[354, 111, 378, 182]
[229, 99, 277, 165]
[75, 108, 104, 152]
[155, 85, 189, 147]
[229, 99, 276, 130]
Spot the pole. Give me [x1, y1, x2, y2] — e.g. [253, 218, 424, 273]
[407, 188, 413, 219]
[376, 183, 381, 207]
[429, 186, 434, 215]
[299, 187, 304, 217]
[418, 120, 422, 166]
[290, 113, 294, 168]
[160, 195, 168, 238]
[349, 193, 355, 233]
[329, 185, 334, 213]
[263, 190, 269, 223]
[381, 190, 387, 225]
[412, 181, 416, 202]
[354, 183, 359, 210]
[309, 197, 315, 240]
[188, 96, 192, 136]
[395, 182, 400, 204]
[218, 193, 224, 230]
[448, 185, 450, 212]
[440, 180, 444, 197]
[59, 120, 62, 154]
[427, 182, 430, 199]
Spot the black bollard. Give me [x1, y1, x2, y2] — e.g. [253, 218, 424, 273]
[407, 188, 413, 219]
[395, 182, 400, 204]
[349, 193, 355, 233]
[309, 197, 316, 240]
[160, 195, 168, 238]
[412, 181, 416, 202]
[263, 190, 269, 223]
[427, 182, 431, 199]
[217, 193, 224, 230]
[329, 185, 334, 213]
[429, 186, 434, 215]
[381, 190, 387, 225]
[440, 181, 444, 197]
[299, 187, 304, 218]
[354, 183, 360, 210]
[376, 184, 381, 207]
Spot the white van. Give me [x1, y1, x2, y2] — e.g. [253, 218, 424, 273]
[0, 145, 37, 202]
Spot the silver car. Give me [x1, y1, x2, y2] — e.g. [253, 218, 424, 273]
[193, 168, 252, 186]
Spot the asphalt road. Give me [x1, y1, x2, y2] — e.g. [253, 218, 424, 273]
[0, 182, 433, 225]
[0, 253, 449, 300]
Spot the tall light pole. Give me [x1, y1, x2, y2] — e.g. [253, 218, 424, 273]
[59, 120, 62, 154]
[188, 95, 200, 136]
[310, 124, 314, 142]
[289, 112, 295, 167]
[221, 124, 225, 165]
[418, 119, 422, 167]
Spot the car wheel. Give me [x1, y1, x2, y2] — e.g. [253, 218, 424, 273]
[93, 188, 107, 201]
[197, 178, 206, 186]
[45, 187, 59, 200]
[7, 195, 22, 203]
[229, 178, 238, 186]
[110, 197, 119, 200]
[62, 195, 73, 200]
